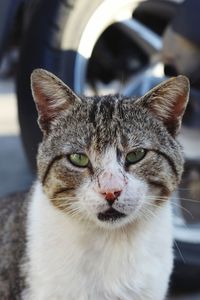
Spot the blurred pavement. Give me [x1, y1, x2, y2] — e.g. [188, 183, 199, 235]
[0, 79, 32, 197]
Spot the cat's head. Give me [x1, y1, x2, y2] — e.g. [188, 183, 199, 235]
[31, 69, 189, 229]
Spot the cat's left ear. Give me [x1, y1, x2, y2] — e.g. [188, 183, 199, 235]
[137, 75, 190, 136]
[31, 69, 81, 133]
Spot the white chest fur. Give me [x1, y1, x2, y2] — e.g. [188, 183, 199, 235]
[24, 182, 173, 300]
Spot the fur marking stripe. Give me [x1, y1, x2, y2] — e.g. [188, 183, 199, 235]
[152, 150, 178, 178]
[148, 180, 170, 196]
[52, 188, 75, 198]
[42, 155, 65, 185]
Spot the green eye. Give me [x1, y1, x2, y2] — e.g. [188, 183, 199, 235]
[69, 153, 89, 167]
[126, 149, 146, 164]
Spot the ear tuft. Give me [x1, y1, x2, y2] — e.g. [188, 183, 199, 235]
[31, 69, 81, 133]
[139, 75, 190, 136]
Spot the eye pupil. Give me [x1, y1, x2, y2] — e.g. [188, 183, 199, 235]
[69, 153, 89, 167]
[126, 149, 146, 164]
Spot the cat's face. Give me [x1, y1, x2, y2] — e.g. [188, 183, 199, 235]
[31, 69, 189, 229]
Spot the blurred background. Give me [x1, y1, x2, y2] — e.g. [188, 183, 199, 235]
[0, 0, 200, 299]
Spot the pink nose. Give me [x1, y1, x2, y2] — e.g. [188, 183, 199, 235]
[102, 190, 122, 203]
[96, 170, 126, 205]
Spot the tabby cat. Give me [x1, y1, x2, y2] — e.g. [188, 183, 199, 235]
[1, 69, 190, 299]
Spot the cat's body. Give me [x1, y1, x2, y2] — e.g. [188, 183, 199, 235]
[0, 69, 190, 300]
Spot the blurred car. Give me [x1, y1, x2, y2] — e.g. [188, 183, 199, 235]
[0, 0, 200, 293]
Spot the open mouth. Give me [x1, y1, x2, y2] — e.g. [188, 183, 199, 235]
[97, 208, 126, 222]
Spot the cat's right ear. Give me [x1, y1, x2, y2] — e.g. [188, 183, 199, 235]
[31, 69, 81, 133]
[136, 75, 189, 136]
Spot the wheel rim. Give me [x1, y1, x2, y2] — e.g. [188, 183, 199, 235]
[71, 0, 165, 95]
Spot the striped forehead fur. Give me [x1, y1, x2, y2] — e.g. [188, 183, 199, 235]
[40, 94, 181, 140]
[37, 93, 183, 164]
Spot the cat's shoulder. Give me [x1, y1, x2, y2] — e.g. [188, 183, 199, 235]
[0, 191, 28, 299]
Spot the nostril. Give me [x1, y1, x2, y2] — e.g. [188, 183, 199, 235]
[114, 191, 121, 198]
